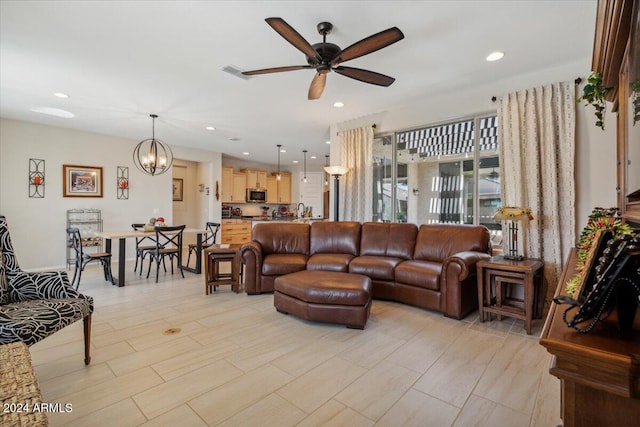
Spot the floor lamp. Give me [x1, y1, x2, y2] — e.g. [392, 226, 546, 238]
[323, 166, 350, 221]
[493, 206, 533, 260]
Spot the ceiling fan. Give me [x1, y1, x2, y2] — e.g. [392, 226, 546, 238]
[242, 18, 404, 100]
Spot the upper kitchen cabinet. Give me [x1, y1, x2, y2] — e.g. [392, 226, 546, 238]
[242, 169, 268, 189]
[221, 166, 234, 203]
[232, 172, 247, 203]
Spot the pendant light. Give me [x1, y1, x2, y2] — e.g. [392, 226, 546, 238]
[133, 114, 173, 176]
[302, 150, 308, 183]
[276, 144, 282, 181]
[324, 154, 330, 186]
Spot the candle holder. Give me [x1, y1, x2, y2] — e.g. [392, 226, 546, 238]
[117, 166, 129, 200]
[29, 158, 45, 198]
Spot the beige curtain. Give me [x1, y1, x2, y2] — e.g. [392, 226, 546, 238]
[339, 126, 374, 222]
[498, 81, 576, 306]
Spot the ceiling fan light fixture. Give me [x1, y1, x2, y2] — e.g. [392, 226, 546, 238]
[133, 114, 173, 176]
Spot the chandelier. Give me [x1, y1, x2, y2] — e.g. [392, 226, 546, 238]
[133, 114, 173, 176]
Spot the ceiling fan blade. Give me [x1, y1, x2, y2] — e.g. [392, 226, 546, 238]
[242, 65, 312, 76]
[334, 66, 396, 87]
[308, 72, 327, 100]
[331, 27, 404, 65]
[266, 17, 321, 61]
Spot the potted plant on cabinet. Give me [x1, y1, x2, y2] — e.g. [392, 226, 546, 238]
[578, 72, 611, 130]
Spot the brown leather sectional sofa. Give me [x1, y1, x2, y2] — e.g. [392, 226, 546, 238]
[240, 221, 491, 319]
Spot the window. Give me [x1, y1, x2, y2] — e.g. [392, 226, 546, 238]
[372, 115, 501, 245]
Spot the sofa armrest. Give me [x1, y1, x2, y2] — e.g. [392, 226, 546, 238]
[442, 251, 490, 281]
[440, 251, 491, 319]
[9, 270, 91, 302]
[239, 241, 264, 294]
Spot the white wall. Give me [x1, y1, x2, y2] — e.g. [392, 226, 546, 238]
[328, 60, 619, 234]
[0, 118, 221, 269]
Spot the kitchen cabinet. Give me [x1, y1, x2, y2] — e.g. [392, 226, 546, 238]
[242, 169, 268, 189]
[266, 175, 278, 204]
[221, 219, 252, 244]
[232, 172, 246, 203]
[221, 166, 233, 203]
[277, 172, 291, 204]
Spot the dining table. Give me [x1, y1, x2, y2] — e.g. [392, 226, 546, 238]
[96, 228, 208, 287]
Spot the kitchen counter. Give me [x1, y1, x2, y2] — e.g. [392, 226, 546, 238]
[224, 215, 326, 223]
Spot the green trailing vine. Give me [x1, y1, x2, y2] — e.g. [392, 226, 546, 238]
[578, 72, 611, 130]
[565, 207, 633, 297]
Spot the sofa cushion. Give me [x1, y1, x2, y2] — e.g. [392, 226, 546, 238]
[253, 223, 310, 256]
[349, 255, 403, 281]
[262, 254, 308, 276]
[395, 260, 442, 291]
[414, 224, 490, 262]
[0, 298, 92, 346]
[360, 222, 417, 259]
[310, 221, 360, 256]
[307, 253, 354, 272]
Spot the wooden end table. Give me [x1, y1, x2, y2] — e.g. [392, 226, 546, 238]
[477, 256, 544, 334]
[204, 244, 242, 294]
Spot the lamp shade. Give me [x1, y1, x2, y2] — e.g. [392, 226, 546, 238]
[493, 206, 533, 221]
[323, 165, 350, 176]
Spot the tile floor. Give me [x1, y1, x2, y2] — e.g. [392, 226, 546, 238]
[29, 262, 562, 426]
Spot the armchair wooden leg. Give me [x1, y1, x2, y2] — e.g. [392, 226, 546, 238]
[83, 314, 92, 365]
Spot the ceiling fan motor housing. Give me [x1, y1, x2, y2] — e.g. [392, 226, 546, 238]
[308, 42, 340, 70]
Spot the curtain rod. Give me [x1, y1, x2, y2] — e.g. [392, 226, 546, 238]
[336, 124, 376, 136]
[490, 77, 583, 103]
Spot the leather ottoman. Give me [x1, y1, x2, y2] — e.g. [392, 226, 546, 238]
[274, 270, 372, 329]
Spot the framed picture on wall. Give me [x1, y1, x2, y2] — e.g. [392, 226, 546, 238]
[173, 178, 183, 201]
[63, 164, 103, 197]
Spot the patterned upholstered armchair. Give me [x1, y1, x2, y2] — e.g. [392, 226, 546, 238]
[0, 215, 94, 365]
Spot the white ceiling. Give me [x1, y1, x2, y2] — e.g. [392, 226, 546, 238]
[0, 1, 597, 169]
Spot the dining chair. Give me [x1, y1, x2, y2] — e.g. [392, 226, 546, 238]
[132, 223, 158, 275]
[67, 227, 116, 289]
[146, 225, 186, 283]
[186, 222, 220, 269]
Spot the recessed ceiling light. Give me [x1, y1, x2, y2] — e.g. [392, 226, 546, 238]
[326, 140, 331, 144]
[30, 107, 74, 118]
[242, 152, 249, 156]
[53, 92, 69, 99]
[486, 51, 505, 62]
[333, 101, 344, 108]
[280, 148, 286, 153]
[205, 126, 216, 131]
[292, 160, 299, 164]
[229, 137, 240, 141]
[311, 155, 317, 159]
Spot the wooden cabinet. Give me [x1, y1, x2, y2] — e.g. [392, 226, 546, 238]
[592, 0, 640, 224]
[242, 169, 268, 189]
[221, 166, 233, 203]
[222, 166, 246, 203]
[232, 172, 246, 203]
[277, 172, 291, 204]
[221, 219, 252, 244]
[266, 175, 278, 204]
[539, 249, 640, 427]
[265, 172, 291, 204]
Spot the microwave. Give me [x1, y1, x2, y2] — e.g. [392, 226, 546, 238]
[246, 188, 267, 203]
